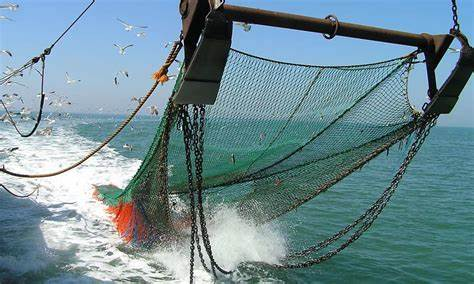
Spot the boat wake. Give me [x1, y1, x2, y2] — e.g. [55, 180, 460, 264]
[0, 122, 286, 282]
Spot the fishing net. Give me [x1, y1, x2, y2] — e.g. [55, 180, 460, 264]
[94, 48, 420, 244]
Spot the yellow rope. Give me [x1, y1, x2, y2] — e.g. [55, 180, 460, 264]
[1, 40, 183, 179]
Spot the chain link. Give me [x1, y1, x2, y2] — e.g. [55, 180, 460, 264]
[179, 104, 231, 283]
[451, 0, 460, 32]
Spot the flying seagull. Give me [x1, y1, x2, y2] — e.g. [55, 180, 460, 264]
[136, 31, 146, 38]
[114, 70, 129, 86]
[65, 72, 81, 84]
[0, 50, 12, 57]
[2, 93, 23, 103]
[235, 22, 251, 32]
[0, 3, 19, 11]
[148, 105, 159, 116]
[0, 15, 13, 21]
[113, 44, 134, 55]
[123, 143, 133, 151]
[117, 18, 147, 31]
[130, 96, 146, 104]
[5, 80, 27, 87]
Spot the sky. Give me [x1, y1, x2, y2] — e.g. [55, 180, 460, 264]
[0, 0, 473, 127]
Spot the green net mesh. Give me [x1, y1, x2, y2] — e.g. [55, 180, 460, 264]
[95, 48, 419, 244]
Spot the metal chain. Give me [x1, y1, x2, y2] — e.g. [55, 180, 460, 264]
[180, 104, 231, 282]
[179, 105, 197, 283]
[451, 0, 460, 32]
[276, 114, 438, 268]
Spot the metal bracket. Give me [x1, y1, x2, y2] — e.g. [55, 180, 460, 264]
[174, 9, 232, 105]
[425, 32, 474, 114]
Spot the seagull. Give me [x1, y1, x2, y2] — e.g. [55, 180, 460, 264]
[2, 93, 23, 103]
[113, 44, 134, 55]
[259, 132, 266, 142]
[148, 105, 158, 116]
[19, 107, 32, 120]
[130, 96, 146, 104]
[5, 80, 27, 87]
[164, 41, 173, 48]
[117, 18, 147, 32]
[36, 127, 53, 136]
[65, 72, 81, 84]
[0, 3, 19, 11]
[119, 70, 129, 77]
[45, 115, 55, 125]
[448, 47, 461, 53]
[0, 50, 12, 57]
[49, 96, 72, 108]
[123, 143, 133, 151]
[114, 70, 129, 86]
[0, 15, 13, 21]
[235, 22, 251, 32]
[136, 31, 146, 38]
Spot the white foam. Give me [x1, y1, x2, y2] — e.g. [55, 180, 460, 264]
[0, 122, 287, 282]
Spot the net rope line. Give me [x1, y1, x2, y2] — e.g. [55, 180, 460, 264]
[0, 40, 183, 180]
[0, 0, 96, 138]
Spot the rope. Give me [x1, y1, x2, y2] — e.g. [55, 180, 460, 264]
[0, 0, 95, 137]
[0, 183, 39, 198]
[0, 40, 183, 179]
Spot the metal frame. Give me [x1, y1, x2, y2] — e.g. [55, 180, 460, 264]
[174, 0, 472, 114]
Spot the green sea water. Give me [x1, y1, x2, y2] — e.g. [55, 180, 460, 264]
[0, 115, 472, 282]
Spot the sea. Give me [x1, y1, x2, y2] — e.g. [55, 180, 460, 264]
[0, 114, 472, 283]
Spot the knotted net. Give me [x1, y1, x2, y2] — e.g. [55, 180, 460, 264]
[95, 48, 420, 244]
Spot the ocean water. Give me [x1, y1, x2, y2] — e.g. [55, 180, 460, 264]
[0, 114, 472, 283]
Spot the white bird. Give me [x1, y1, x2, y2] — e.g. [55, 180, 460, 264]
[36, 127, 52, 136]
[136, 31, 146, 38]
[119, 70, 129, 77]
[0, 3, 19, 11]
[65, 72, 81, 84]
[164, 41, 173, 48]
[19, 107, 31, 120]
[148, 105, 158, 116]
[123, 143, 133, 151]
[113, 44, 134, 55]
[114, 70, 129, 86]
[2, 93, 23, 103]
[0, 15, 13, 21]
[5, 80, 27, 87]
[45, 115, 55, 125]
[0, 50, 12, 57]
[449, 47, 461, 53]
[130, 96, 145, 104]
[117, 18, 147, 31]
[235, 22, 251, 32]
[49, 96, 71, 108]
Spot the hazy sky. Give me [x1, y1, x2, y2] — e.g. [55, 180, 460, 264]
[1, 0, 472, 127]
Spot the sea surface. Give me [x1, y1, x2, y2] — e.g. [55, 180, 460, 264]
[0, 114, 472, 283]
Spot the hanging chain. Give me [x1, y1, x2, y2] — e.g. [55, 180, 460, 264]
[275, 114, 438, 268]
[451, 0, 460, 32]
[179, 105, 198, 283]
[179, 104, 231, 283]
